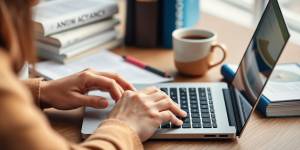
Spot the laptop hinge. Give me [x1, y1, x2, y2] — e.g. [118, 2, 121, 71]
[222, 85, 243, 136]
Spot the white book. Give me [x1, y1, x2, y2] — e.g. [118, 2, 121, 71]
[33, 0, 118, 36]
[37, 30, 117, 54]
[38, 18, 119, 48]
[38, 38, 123, 64]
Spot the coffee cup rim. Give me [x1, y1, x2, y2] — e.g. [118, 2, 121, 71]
[172, 28, 217, 43]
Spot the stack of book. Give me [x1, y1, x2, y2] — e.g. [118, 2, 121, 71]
[33, 0, 121, 64]
[125, 0, 200, 48]
[221, 63, 300, 117]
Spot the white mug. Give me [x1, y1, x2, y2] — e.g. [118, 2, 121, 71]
[172, 28, 227, 76]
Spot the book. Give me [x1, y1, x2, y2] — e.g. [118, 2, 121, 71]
[37, 30, 117, 55]
[33, 0, 118, 36]
[124, 0, 136, 45]
[38, 38, 123, 64]
[38, 18, 119, 48]
[135, 0, 159, 48]
[35, 50, 173, 84]
[221, 63, 300, 117]
[160, 0, 200, 48]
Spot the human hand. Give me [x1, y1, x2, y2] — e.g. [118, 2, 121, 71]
[108, 87, 187, 142]
[40, 69, 134, 110]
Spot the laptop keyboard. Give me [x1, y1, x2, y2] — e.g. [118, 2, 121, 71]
[159, 87, 217, 129]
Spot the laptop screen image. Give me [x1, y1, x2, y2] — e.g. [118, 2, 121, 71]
[231, 0, 290, 135]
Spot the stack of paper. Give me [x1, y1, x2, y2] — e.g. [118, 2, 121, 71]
[35, 50, 173, 84]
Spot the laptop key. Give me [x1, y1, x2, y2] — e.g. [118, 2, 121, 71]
[161, 122, 171, 128]
[203, 122, 212, 128]
[201, 105, 208, 109]
[160, 88, 168, 95]
[191, 109, 199, 113]
[192, 113, 200, 118]
[202, 118, 211, 123]
[201, 109, 209, 113]
[211, 113, 216, 118]
[183, 118, 190, 123]
[192, 118, 201, 123]
[200, 101, 208, 105]
[213, 123, 217, 128]
[181, 104, 188, 109]
[171, 123, 181, 128]
[201, 113, 210, 118]
[182, 123, 191, 128]
[192, 123, 202, 128]
[191, 104, 198, 109]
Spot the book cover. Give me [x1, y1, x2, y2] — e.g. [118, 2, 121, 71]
[135, 0, 159, 48]
[33, 0, 118, 36]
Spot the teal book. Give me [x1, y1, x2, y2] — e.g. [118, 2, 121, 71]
[160, 0, 200, 48]
[221, 64, 300, 117]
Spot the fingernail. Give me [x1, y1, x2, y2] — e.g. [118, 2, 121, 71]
[182, 111, 187, 117]
[178, 120, 183, 125]
[101, 100, 109, 108]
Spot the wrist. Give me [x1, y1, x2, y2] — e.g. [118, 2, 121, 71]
[40, 80, 52, 108]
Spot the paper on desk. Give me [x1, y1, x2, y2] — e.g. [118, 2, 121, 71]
[35, 50, 173, 84]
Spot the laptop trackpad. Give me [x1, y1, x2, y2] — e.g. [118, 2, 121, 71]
[81, 91, 115, 136]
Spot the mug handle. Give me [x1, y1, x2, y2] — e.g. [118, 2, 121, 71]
[208, 44, 227, 69]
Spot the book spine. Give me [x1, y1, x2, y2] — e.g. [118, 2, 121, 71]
[39, 19, 119, 48]
[135, 0, 159, 48]
[161, 0, 176, 48]
[124, 0, 136, 45]
[183, 0, 200, 27]
[42, 4, 118, 36]
[220, 64, 270, 117]
[161, 0, 199, 48]
[38, 30, 117, 54]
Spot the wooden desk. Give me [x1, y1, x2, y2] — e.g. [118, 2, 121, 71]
[46, 14, 300, 149]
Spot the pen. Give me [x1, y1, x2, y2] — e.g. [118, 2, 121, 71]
[122, 55, 171, 78]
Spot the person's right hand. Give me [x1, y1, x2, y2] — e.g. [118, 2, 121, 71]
[108, 87, 187, 142]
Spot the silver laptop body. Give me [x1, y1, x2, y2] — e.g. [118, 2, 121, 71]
[81, 0, 289, 139]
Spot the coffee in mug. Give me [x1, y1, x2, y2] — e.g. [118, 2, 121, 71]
[172, 28, 227, 76]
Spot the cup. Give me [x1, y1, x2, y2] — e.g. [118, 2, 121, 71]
[172, 28, 227, 76]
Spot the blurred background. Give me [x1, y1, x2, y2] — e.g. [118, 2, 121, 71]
[202, 0, 300, 44]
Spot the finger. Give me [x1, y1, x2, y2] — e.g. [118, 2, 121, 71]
[85, 75, 122, 101]
[160, 110, 183, 126]
[147, 91, 168, 102]
[139, 86, 160, 95]
[97, 72, 135, 91]
[155, 99, 187, 117]
[75, 94, 109, 109]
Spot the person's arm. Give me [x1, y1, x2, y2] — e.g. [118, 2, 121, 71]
[0, 52, 143, 150]
[22, 78, 44, 107]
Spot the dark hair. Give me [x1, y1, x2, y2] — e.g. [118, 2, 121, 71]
[0, 0, 36, 72]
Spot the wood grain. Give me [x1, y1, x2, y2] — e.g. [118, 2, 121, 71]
[46, 13, 300, 150]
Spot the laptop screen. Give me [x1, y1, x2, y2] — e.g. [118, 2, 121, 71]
[231, 0, 289, 135]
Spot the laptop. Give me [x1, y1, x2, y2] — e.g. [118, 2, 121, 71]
[81, 0, 290, 139]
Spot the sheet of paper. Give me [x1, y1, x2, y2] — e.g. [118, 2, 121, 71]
[35, 49, 173, 84]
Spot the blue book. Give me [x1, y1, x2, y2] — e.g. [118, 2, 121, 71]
[161, 0, 200, 48]
[221, 64, 300, 117]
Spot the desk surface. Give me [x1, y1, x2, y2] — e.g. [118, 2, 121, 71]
[46, 14, 300, 150]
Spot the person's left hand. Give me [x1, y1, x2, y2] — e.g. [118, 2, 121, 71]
[40, 68, 135, 110]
